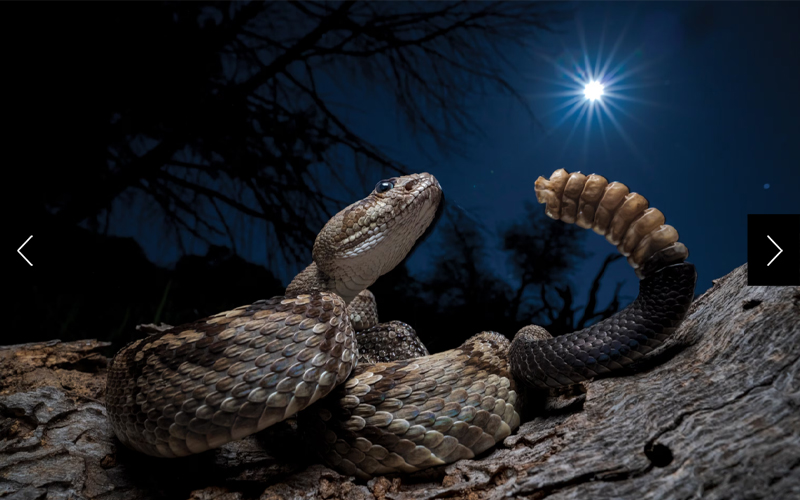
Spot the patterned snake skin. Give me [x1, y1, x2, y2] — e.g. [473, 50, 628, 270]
[107, 173, 442, 457]
[106, 169, 696, 479]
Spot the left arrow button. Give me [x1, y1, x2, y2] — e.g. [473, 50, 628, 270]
[18, 235, 33, 266]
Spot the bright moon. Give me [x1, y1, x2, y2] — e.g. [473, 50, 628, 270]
[584, 81, 605, 101]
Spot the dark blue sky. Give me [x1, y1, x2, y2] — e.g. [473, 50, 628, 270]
[307, 1, 800, 302]
[104, 2, 799, 306]
[6, 1, 799, 347]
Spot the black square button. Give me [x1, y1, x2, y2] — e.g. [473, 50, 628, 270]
[747, 214, 800, 286]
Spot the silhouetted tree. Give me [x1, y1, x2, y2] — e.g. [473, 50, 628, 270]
[503, 202, 586, 321]
[372, 201, 625, 350]
[10, 1, 574, 344]
[503, 203, 624, 334]
[11, 222, 284, 349]
[33, 1, 568, 269]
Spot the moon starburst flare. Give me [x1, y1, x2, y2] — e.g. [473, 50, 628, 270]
[584, 81, 605, 101]
[529, 14, 657, 166]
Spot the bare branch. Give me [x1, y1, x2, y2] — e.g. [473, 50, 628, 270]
[577, 253, 625, 330]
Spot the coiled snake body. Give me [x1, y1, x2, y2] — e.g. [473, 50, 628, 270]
[107, 170, 696, 479]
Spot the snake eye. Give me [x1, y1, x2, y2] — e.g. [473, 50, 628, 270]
[375, 180, 394, 193]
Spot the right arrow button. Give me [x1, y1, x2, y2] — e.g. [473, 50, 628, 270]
[747, 214, 799, 286]
[766, 235, 783, 266]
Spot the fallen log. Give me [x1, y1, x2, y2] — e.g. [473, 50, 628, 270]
[1, 264, 798, 499]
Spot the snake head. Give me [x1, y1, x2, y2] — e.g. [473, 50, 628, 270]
[313, 173, 443, 303]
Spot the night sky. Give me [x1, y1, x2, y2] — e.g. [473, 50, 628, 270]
[6, 1, 800, 346]
[108, 2, 799, 292]
[319, 1, 800, 303]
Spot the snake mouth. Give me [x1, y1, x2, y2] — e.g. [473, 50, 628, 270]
[393, 173, 443, 235]
[405, 183, 445, 260]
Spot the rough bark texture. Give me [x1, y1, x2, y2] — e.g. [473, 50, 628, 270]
[1, 264, 798, 500]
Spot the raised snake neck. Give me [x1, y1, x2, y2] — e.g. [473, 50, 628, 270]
[106, 169, 696, 480]
[285, 174, 442, 305]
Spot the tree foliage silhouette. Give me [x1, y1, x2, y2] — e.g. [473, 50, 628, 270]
[371, 205, 625, 351]
[14, 2, 623, 348]
[34, 1, 567, 270]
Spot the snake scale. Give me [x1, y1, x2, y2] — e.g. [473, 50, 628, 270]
[107, 169, 696, 479]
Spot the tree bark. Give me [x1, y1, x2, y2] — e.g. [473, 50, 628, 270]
[1, 264, 798, 500]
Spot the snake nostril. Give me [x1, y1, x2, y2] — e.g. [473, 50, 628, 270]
[404, 179, 417, 191]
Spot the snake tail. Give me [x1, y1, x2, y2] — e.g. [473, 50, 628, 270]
[508, 169, 697, 390]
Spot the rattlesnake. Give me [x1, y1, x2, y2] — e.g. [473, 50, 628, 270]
[106, 170, 696, 479]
